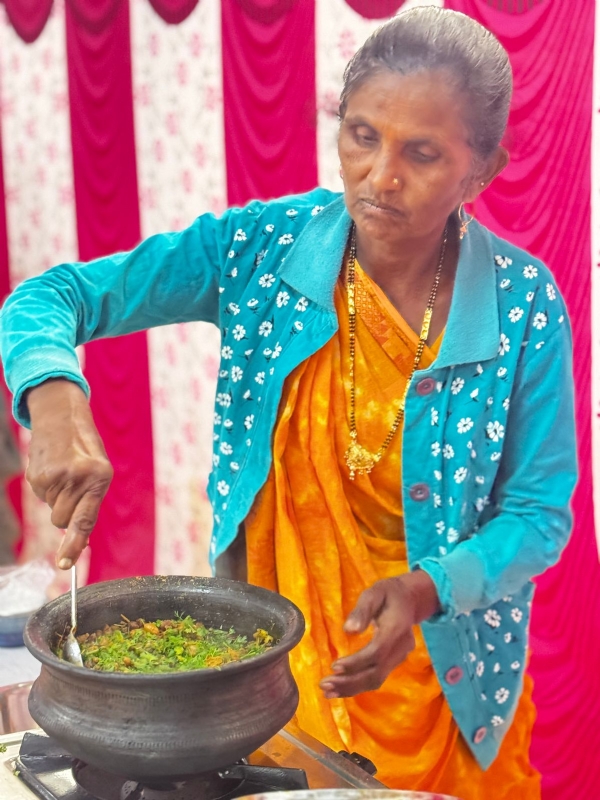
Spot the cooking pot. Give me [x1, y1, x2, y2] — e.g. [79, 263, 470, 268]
[24, 576, 305, 781]
[238, 792, 461, 800]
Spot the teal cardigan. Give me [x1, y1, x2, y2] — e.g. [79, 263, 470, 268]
[0, 188, 577, 768]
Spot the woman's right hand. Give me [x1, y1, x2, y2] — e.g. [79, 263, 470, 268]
[26, 379, 113, 569]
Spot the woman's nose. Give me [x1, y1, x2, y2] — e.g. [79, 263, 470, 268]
[369, 153, 402, 191]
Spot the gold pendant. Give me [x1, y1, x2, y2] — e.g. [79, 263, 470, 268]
[345, 441, 380, 480]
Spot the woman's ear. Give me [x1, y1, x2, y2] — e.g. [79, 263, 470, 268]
[464, 146, 509, 203]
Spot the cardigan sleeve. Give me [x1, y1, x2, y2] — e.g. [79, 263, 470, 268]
[416, 318, 577, 621]
[0, 213, 226, 428]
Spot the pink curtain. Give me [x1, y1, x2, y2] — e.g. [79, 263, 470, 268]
[446, 2, 597, 797]
[65, 0, 155, 582]
[0, 0, 53, 43]
[221, 0, 318, 205]
[147, 0, 199, 24]
[342, 0, 407, 18]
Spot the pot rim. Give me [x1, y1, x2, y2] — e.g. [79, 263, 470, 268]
[24, 575, 305, 683]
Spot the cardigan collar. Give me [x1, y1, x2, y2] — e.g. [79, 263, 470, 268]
[278, 194, 500, 368]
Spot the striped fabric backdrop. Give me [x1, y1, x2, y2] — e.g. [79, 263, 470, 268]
[0, 1, 597, 797]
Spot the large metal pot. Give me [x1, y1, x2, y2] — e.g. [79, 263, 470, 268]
[23, 576, 305, 782]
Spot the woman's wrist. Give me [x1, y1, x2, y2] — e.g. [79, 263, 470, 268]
[401, 569, 441, 623]
[26, 379, 90, 426]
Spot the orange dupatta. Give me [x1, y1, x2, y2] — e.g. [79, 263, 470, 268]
[246, 263, 540, 799]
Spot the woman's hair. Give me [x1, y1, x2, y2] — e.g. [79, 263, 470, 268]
[339, 7, 512, 160]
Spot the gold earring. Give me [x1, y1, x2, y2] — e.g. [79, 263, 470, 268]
[458, 203, 474, 240]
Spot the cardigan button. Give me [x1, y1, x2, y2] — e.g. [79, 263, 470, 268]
[444, 666, 464, 685]
[409, 483, 430, 502]
[473, 726, 488, 745]
[416, 378, 436, 396]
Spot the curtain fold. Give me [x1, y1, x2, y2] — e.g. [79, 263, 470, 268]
[342, 0, 407, 18]
[445, 2, 597, 798]
[147, 0, 199, 24]
[222, 0, 318, 205]
[1, 0, 53, 43]
[65, 0, 156, 582]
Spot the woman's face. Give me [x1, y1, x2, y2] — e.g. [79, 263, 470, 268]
[338, 69, 491, 245]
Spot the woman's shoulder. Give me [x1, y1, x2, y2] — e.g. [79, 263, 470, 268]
[225, 187, 341, 222]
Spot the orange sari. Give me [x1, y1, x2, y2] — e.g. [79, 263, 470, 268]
[246, 263, 540, 799]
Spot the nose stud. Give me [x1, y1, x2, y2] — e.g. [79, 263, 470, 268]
[393, 178, 399, 186]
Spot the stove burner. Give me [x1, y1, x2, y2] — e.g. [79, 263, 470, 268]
[73, 760, 243, 800]
[17, 732, 309, 800]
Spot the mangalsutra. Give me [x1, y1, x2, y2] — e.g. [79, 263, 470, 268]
[344, 225, 448, 480]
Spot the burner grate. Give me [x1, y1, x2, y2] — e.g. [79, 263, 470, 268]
[16, 732, 308, 800]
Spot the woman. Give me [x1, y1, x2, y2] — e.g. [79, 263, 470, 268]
[0, 8, 576, 798]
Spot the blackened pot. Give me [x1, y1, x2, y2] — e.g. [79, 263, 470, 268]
[24, 576, 305, 781]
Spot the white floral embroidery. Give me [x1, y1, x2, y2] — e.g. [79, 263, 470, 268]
[535, 341, 545, 350]
[447, 528, 459, 543]
[247, 298, 259, 310]
[457, 417, 473, 434]
[431, 408, 439, 425]
[486, 421, 505, 442]
[495, 255, 512, 268]
[435, 521, 446, 535]
[523, 265, 538, 279]
[255, 249, 268, 267]
[439, 546, 447, 556]
[558, 314, 564, 323]
[278, 233, 294, 245]
[230, 267, 238, 278]
[294, 321, 304, 332]
[508, 307, 523, 323]
[213, 413, 222, 426]
[451, 377, 465, 394]
[434, 469, 442, 480]
[433, 493, 442, 508]
[533, 312, 548, 330]
[475, 475, 485, 485]
[490, 452, 501, 462]
[244, 414, 254, 430]
[232, 324, 246, 340]
[491, 716, 504, 727]
[511, 661, 521, 671]
[503, 398, 510, 411]
[212, 454, 220, 467]
[484, 609, 501, 628]
[295, 297, 308, 312]
[227, 250, 236, 259]
[546, 283, 556, 301]
[255, 372, 265, 385]
[258, 321, 273, 337]
[216, 393, 231, 408]
[311, 205, 324, 216]
[431, 442, 441, 457]
[286, 209, 298, 218]
[443, 444, 455, 459]
[217, 480, 230, 497]
[499, 278, 511, 289]
[230, 462, 240, 472]
[493, 662, 501, 673]
[486, 643, 495, 652]
[233, 228, 247, 241]
[495, 688, 510, 704]
[221, 345, 233, 360]
[526, 291, 535, 302]
[223, 419, 233, 430]
[276, 291, 290, 307]
[511, 607, 523, 623]
[227, 302, 240, 315]
[470, 388, 479, 401]
[498, 333, 510, 356]
[497, 366, 507, 378]
[219, 287, 225, 294]
[454, 467, 468, 483]
[258, 273, 275, 288]
[231, 366, 243, 383]
[264, 223, 275, 233]
[504, 632, 512, 643]
[476, 661, 485, 677]
[469, 652, 477, 663]
[219, 442, 233, 455]
[246, 438, 252, 446]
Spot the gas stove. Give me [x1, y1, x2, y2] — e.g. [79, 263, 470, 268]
[0, 712, 383, 800]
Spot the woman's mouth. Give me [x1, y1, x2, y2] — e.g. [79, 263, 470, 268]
[359, 198, 405, 217]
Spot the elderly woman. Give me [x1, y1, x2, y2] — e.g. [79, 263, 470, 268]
[0, 7, 575, 798]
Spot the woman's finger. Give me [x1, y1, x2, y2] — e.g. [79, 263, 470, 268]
[344, 582, 387, 633]
[56, 486, 108, 568]
[50, 481, 89, 530]
[321, 665, 384, 698]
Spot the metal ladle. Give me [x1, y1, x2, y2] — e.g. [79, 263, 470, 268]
[62, 565, 83, 666]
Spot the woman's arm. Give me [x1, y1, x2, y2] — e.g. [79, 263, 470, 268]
[0, 213, 224, 427]
[417, 318, 577, 620]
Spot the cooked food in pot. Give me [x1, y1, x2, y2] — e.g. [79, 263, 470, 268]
[54, 614, 274, 673]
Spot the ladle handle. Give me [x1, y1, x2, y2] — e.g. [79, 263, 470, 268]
[70, 564, 78, 633]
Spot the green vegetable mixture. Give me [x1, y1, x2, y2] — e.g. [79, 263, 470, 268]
[56, 615, 274, 673]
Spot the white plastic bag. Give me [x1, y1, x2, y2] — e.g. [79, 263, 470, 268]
[0, 559, 55, 616]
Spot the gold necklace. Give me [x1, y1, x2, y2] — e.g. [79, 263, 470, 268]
[344, 224, 448, 480]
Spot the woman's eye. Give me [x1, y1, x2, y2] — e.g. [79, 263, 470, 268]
[411, 150, 438, 163]
[353, 129, 377, 145]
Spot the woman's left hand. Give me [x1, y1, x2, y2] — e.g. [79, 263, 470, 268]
[320, 570, 441, 699]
